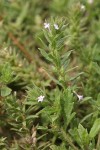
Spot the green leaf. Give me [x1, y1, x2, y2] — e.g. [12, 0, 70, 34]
[79, 97, 92, 104]
[50, 144, 66, 150]
[39, 38, 48, 49]
[38, 48, 52, 61]
[37, 126, 48, 130]
[16, 2, 29, 27]
[0, 63, 13, 84]
[67, 112, 76, 127]
[26, 115, 38, 120]
[43, 29, 51, 43]
[80, 113, 93, 124]
[89, 118, 100, 139]
[1, 86, 12, 97]
[93, 62, 100, 75]
[78, 124, 90, 146]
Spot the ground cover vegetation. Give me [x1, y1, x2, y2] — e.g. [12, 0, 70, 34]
[0, 0, 100, 149]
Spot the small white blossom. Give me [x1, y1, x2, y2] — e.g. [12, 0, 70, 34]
[54, 24, 59, 30]
[44, 22, 50, 29]
[37, 95, 45, 102]
[73, 91, 83, 101]
[88, 0, 93, 4]
[76, 94, 83, 101]
[81, 5, 86, 11]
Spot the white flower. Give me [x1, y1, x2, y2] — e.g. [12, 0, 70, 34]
[37, 95, 45, 102]
[54, 24, 59, 30]
[81, 5, 85, 11]
[88, 0, 93, 4]
[73, 91, 83, 101]
[76, 94, 83, 101]
[44, 22, 50, 29]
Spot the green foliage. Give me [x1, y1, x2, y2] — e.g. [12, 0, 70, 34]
[89, 119, 100, 139]
[1, 86, 12, 97]
[50, 143, 66, 150]
[0, 63, 14, 84]
[70, 124, 90, 149]
[0, 137, 7, 149]
[0, 0, 100, 149]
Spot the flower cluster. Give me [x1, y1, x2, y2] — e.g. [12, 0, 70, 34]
[44, 22, 59, 30]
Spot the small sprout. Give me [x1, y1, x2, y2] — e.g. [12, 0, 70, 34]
[37, 95, 45, 102]
[44, 22, 50, 29]
[73, 91, 83, 101]
[54, 24, 59, 30]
